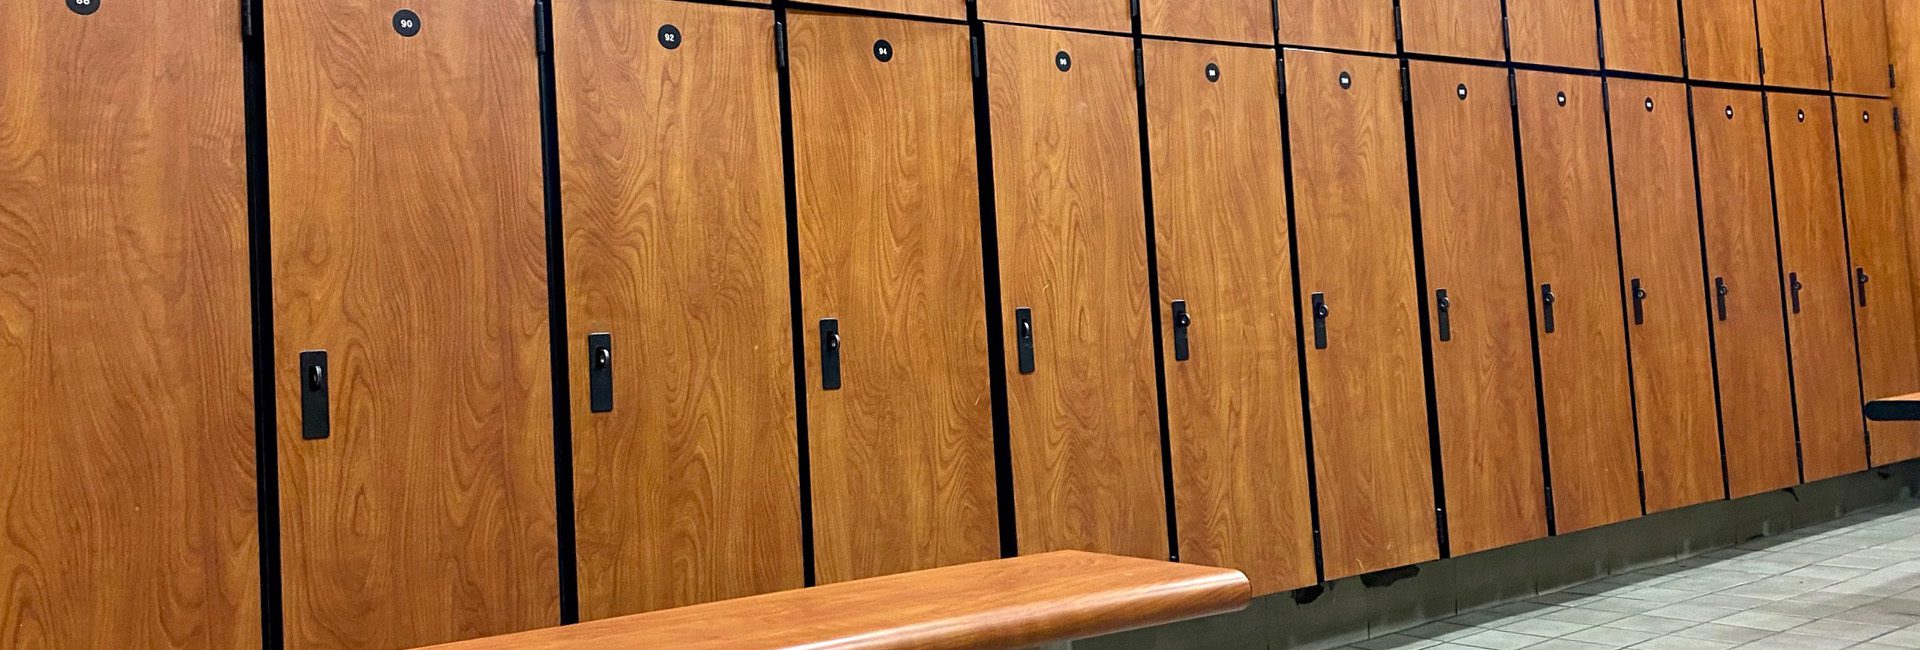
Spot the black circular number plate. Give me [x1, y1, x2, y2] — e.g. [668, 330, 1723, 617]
[1725, 105, 1735, 119]
[874, 39, 893, 62]
[1055, 50, 1072, 72]
[1797, 109, 1806, 122]
[1556, 91, 1567, 107]
[1456, 83, 1468, 100]
[67, 0, 99, 15]
[392, 9, 421, 37]
[658, 24, 681, 50]
[1644, 97, 1655, 112]
[1338, 71, 1352, 89]
[1205, 62, 1220, 82]
[1864, 111, 1872, 123]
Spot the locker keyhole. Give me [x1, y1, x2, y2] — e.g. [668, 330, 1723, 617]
[307, 365, 325, 392]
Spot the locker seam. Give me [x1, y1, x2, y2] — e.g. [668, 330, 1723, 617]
[241, 0, 285, 643]
[532, 0, 581, 625]
[1686, 85, 1739, 500]
[1756, 91, 1810, 487]
[1274, 50, 1330, 584]
[966, 20, 1021, 560]
[1399, 59, 1453, 559]
[1824, 95, 1875, 468]
[1130, 0, 1182, 566]
[770, 9, 822, 587]
[1596, 77, 1653, 516]
[1506, 69, 1558, 537]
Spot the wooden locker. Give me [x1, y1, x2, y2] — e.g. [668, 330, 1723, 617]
[978, 0, 1129, 34]
[791, 13, 1000, 584]
[1276, 0, 1397, 54]
[0, 1, 258, 647]
[266, 0, 559, 645]
[1756, 0, 1831, 90]
[805, 0, 966, 20]
[1684, 0, 1761, 84]
[1608, 79, 1724, 513]
[1401, 0, 1506, 61]
[1598, 0, 1684, 77]
[1408, 62, 1548, 555]
[1284, 49, 1439, 578]
[555, 0, 804, 618]
[1144, 40, 1316, 596]
[987, 24, 1168, 561]
[1836, 98, 1920, 465]
[1769, 95, 1868, 482]
[1827, 0, 1893, 96]
[1514, 71, 1642, 533]
[1140, 0, 1273, 44]
[1692, 87, 1798, 498]
[1508, 0, 1602, 69]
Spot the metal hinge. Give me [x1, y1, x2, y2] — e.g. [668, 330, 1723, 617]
[1134, 47, 1144, 89]
[1435, 507, 1450, 554]
[1758, 47, 1766, 78]
[1894, 64, 1900, 89]
[240, 0, 253, 39]
[533, 0, 551, 56]
[1276, 54, 1287, 97]
[1508, 71, 1517, 109]
[1400, 63, 1411, 106]
[775, 21, 788, 70]
[970, 35, 983, 80]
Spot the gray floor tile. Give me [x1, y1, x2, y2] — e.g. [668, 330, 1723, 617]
[1454, 629, 1550, 650]
[1496, 617, 1591, 638]
[1561, 626, 1662, 648]
[1787, 617, 1897, 642]
[1351, 634, 1443, 650]
[1668, 622, 1772, 644]
[1733, 632, 1854, 650]
[1713, 610, 1815, 632]
[1602, 615, 1697, 634]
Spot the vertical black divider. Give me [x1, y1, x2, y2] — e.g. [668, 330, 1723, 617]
[1754, 91, 1807, 486]
[241, 0, 285, 645]
[1132, 36, 1182, 563]
[1687, 85, 1739, 499]
[1274, 49, 1331, 583]
[1595, 77, 1653, 515]
[1824, 95, 1874, 467]
[1394, 14, 1454, 555]
[770, 6, 821, 586]
[965, 4, 1021, 560]
[1506, 70, 1559, 536]
[531, 0, 581, 624]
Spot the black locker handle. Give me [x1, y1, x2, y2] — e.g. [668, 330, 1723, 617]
[299, 350, 330, 440]
[820, 319, 842, 390]
[1716, 277, 1730, 321]
[1858, 267, 1870, 307]
[588, 333, 613, 413]
[1171, 300, 1192, 362]
[1632, 279, 1647, 325]
[1541, 284, 1557, 334]
[1016, 308, 1036, 374]
[1789, 273, 1803, 315]
[1436, 289, 1453, 342]
[1311, 293, 1329, 350]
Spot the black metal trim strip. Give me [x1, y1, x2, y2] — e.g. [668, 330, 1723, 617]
[1131, 34, 1182, 564]
[1274, 50, 1330, 583]
[1687, 85, 1739, 499]
[241, 0, 284, 644]
[1505, 69, 1559, 536]
[1755, 91, 1809, 486]
[531, 0, 581, 625]
[1594, 77, 1653, 516]
[966, 15, 1020, 561]
[770, 8, 821, 586]
[1824, 95, 1876, 467]
[1397, 53, 1454, 558]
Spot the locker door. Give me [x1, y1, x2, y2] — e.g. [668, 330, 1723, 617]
[1598, 0, 1684, 77]
[1684, 0, 1761, 84]
[792, 13, 999, 584]
[1402, 0, 1506, 61]
[1515, 71, 1641, 533]
[1284, 50, 1439, 578]
[1276, 0, 1397, 54]
[1827, 0, 1893, 96]
[1769, 96, 1868, 481]
[1609, 79, 1724, 513]
[987, 24, 1168, 560]
[0, 1, 257, 647]
[1508, 0, 1601, 69]
[1144, 41, 1316, 596]
[1756, 0, 1831, 90]
[805, 0, 965, 20]
[1140, 0, 1273, 44]
[555, 0, 804, 618]
[1692, 87, 1798, 498]
[266, 0, 559, 645]
[1408, 62, 1548, 555]
[1836, 98, 1920, 464]
[978, 0, 1129, 34]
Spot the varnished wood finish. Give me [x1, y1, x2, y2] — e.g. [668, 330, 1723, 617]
[1609, 79, 1725, 513]
[266, 0, 559, 645]
[1827, 0, 1893, 96]
[1409, 62, 1548, 555]
[0, 1, 258, 646]
[1684, 0, 1761, 85]
[1835, 97, 1920, 464]
[1276, 0, 1397, 54]
[1867, 393, 1920, 421]
[987, 24, 1168, 561]
[805, 0, 966, 20]
[1140, 0, 1273, 44]
[1284, 49, 1439, 578]
[1515, 71, 1642, 533]
[1598, 0, 1685, 77]
[792, 12, 999, 584]
[1144, 40, 1315, 596]
[1401, 0, 1507, 61]
[1769, 95, 1869, 482]
[555, 0, 804, 618]
[1756, 0, 1831, 90]
[1692, 87, 1798, 498]
[426, 552, 1251, 650]
[1508, 0, 1602, 69]
[977, 0, 1129, 34]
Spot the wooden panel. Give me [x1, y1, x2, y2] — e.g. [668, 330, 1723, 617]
[1827, 0, 1893, 96]
[1514, 71, 1641, 533]
[1408, 62, 1548, 555]
[1897, 0, 1920, 362]
[1276, 0, 1397, 54]
[427, 552, 1250, 650]
[1692, 87, 1798, 498]
[1284, 49, 1439, 578]
[1598, 0, 1684, 77]
[793, 13, 999, 584]
[555, 0, 804, 618]
[1402, 0, 1506, 61]
[1508, 0, 1602, 69]
[1835, 97, 1920, 464]
[1608, 79, 1724, 513]
[266, 0, 559, 645]
[1144, 40, 1315, 596]
[1685, 0, 1761, 84]
[805, 0, 966, 20]
[987, 24, 1168, 561]
[1756, 0, 1831, 90]
[1140, 0, 1272, 44]
[978, 0, 1129, 34]
[0, 1, 258, 647]
[1769, 95, 1868, 481]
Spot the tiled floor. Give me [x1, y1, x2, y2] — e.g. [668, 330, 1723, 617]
[1348, 500, 1920, 649]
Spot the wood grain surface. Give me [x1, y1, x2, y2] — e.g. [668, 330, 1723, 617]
[1827, 0, 1893, 97]
[978, 0, 1129, 33]
[1515, 71, 1643, 534]
[1276, 0, 1398, 54]
[0, 0, 259, 647]
[791, 11, 1000, 585]
[1768, 95, 1868, 482]
[265, 0, 560, 645]
[1144, 40, 1316, 596]
[1896, 0, 1920, 383]
[1834, 97, 1920, 465]
[1684, 0, 1762, 84]
[1401, 0, 1507, 61]
[1755, 0, 1831, 90]
[987, 23, 1169, 561]
[1598, 0, 1685, 77]
[555, 0, 804, 618]
[424, 551, 1250, 650]
[1284, 49, 1439, 578]
[1609, 79, 1726, 513]
[806, 0, 967, 20]
[1692, 87, 1800, 499]
[1508, 0, 1601, 69]
[1140, 0, 1273, 44]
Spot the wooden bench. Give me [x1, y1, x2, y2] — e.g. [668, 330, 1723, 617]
[424, 551, 1250, 649]
[1866, 392, 1920, 421]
